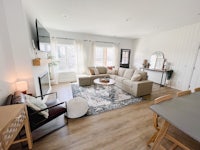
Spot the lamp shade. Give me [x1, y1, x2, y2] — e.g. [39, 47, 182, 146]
[16, 81, 28, 92]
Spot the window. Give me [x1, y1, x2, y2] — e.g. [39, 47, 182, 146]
[94, 46, 115, 66]
[39, 43, 51, 52]
[55, 44, 77, 72]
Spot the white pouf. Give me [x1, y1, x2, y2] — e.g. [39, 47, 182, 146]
[66, 97, 89, 118]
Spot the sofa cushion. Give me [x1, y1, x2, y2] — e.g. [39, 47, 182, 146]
[131, 73, 142, 81]
[122, 79, 133, 87]
[88, 67, 95, 75]
[94, 68, 99, 75]
[89, 68, 95, 75]
[12, 91, 25, 104]
[115, 76, 126, 83]
[109, 74, 116, 80]
[134, 70, 148, 80]
[123, 69, 135, 79]
[107, 68, 117, 75]
[6, 94, 13, 105]
[118, 68, 126, 77]
[96, 67, 107, 74]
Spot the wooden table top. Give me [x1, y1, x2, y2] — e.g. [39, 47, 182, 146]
[0, 104, 25, 131]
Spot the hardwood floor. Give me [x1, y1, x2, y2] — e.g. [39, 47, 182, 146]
[30, 84, 200, 150]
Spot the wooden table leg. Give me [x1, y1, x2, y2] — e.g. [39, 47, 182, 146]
[24, 108, 33, 149]
[152, 120, 170, 150]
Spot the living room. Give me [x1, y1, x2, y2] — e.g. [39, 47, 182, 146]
[1, 0, 200, 149]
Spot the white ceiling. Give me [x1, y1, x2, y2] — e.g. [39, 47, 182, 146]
[27, 0, 200, 39]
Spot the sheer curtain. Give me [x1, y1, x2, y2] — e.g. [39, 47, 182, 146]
[75, 40, 87, 74]
[51, 38, 95, 75]
[114, 43, 120, 68]
[93, 42, 118, 67]
[50, 38, 119, 79]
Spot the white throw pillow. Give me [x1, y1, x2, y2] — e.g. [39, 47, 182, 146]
[134, 70, 148, 80]
[24, 94, 49, 118]
[107, 69, 117, 75]
[94, 68, 99, 75]
[131, 73, 142, 81]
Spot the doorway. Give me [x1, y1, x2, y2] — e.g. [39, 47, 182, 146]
[189, 44, 200, 90]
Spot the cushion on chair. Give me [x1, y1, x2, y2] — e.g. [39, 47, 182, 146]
[24, 94, 49, 118]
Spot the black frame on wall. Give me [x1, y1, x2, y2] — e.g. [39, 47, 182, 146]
[120, 49, 131, 68]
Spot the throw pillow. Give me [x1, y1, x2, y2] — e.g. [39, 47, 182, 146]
[131, 73, 142, 81]
[24, 94, 49, 118]
[134, 70, 148, 80]
[107, 66, 113, 70]
[94, 68, 99, 75]
[89, 68, 95, 75]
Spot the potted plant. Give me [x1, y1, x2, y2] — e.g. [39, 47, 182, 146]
[48, 54, 59, 80]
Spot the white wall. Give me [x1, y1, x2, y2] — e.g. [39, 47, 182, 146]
[133, 22, 200, 90]
[0, 0, 17, 105]
[22, 0, 50, 96]
[3, 0, 35, 94]
[0, 0, 49, 104]
[50, 29, 135, 68]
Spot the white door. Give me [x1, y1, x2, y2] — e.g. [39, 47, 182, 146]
[189, 45, 200, 90]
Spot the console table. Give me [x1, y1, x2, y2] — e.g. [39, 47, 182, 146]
[0, 104, 33, 150]
[143, 68, 167, 87]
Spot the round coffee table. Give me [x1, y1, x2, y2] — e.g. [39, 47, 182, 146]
[93, 78, 115, 85]
[93, 78, 115, 98]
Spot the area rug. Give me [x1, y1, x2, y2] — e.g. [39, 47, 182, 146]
[71, 83, 143, 116]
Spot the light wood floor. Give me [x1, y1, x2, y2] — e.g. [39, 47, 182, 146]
[29, 83, 200, 150]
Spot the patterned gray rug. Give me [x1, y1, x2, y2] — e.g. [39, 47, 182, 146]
[71, 84, 143, 116]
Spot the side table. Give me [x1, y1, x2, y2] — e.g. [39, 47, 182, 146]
[0, 104, 32, 150]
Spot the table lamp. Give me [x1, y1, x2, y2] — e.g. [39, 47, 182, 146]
[16, 81, 28, 94]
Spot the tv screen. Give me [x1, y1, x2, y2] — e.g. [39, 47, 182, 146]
[38, 72, 50, 99]
[36, 19, 51, 52]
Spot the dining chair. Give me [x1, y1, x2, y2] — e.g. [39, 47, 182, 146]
[147, 94, 176, 147]
[177, 90, 191, 97]
[194, 87, 200, 92]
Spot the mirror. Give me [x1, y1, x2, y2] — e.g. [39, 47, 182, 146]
[149, 51, 165, 70]
[120, 49, 130, 68]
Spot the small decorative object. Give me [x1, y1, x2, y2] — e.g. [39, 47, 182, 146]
[32, 58, 41, 66]
[143, 59, 149, 68]
[164, 61, 170, 70]
[48, 54, 59, 80]
[166, 70, 173, 80]
[100, 78, 110, 83]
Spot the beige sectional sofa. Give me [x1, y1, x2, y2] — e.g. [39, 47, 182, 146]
[78, 67, 153, 97]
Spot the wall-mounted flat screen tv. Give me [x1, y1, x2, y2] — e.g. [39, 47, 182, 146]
[38, 72, 50, 99]
[36, 19, 51, 52]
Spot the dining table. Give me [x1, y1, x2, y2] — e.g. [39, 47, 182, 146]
[150, 92, 200, 149]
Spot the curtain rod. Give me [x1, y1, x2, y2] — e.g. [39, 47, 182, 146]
[52, 36, 75, 41]
[52, 36, 120, 45]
